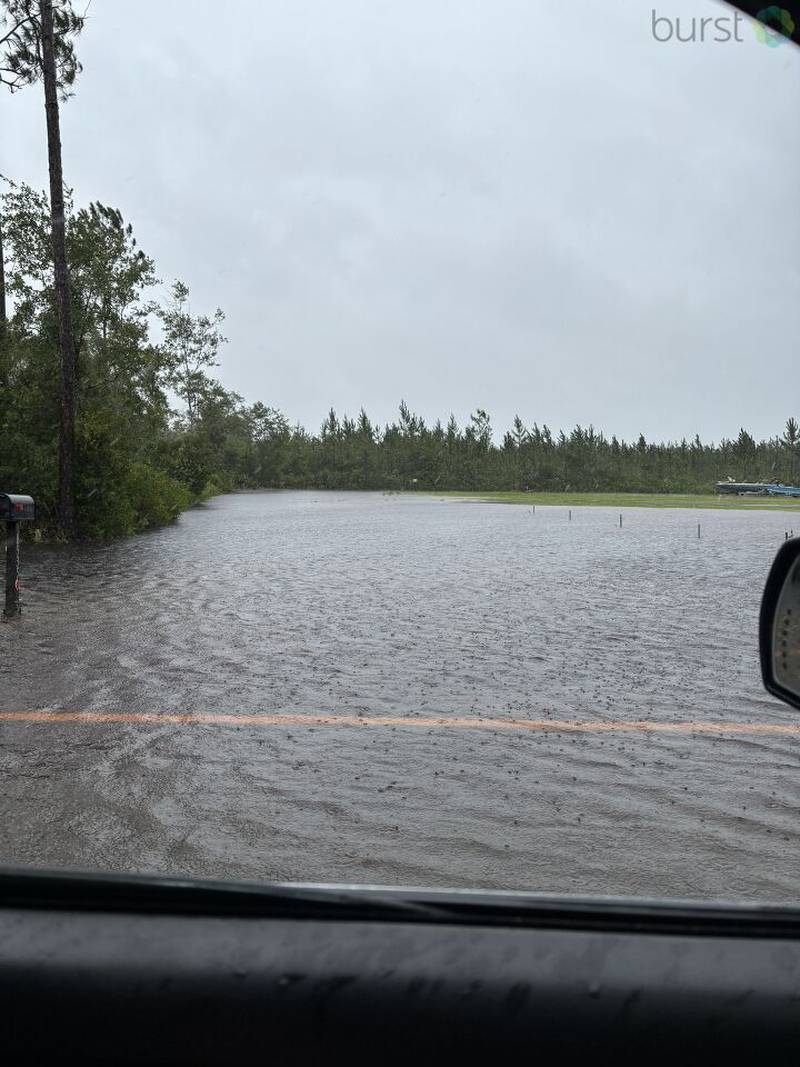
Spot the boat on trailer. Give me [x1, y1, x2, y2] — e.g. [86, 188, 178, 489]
[715, 480, 800, 497]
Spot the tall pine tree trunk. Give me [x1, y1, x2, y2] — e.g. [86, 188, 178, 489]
[40, 0, 77, 538]
[0, 216, 7, 391]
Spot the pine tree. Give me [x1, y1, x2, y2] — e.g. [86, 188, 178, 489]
[1, 0, 85, 535]
[783, 417, 799, 484]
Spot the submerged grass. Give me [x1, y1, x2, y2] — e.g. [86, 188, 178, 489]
[422, 490, 800, 512]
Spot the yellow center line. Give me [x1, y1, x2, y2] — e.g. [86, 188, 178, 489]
[0, 711, 797, 734]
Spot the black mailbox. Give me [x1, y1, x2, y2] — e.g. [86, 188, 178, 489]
[0, 494, 35, 522]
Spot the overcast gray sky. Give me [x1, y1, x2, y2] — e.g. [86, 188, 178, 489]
[4, 0, 799, 442]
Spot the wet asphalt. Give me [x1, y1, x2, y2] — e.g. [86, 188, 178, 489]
[1, 491, 799, 901]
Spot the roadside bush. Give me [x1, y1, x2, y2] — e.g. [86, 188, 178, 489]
[126, 462, 192, 531]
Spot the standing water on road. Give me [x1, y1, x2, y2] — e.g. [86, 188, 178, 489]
[1, 491, 799, 900]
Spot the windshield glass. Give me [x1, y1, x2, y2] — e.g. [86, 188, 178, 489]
[1, 0, 799, 902]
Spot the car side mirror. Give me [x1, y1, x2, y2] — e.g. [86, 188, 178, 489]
[760, 538, 800, 711]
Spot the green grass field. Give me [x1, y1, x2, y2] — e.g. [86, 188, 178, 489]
[426, 490, 800, 511]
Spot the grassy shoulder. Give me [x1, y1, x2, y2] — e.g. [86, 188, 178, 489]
[423, 490, 800, 511]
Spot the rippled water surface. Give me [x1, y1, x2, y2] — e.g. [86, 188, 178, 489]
[2, 491, 799, 900]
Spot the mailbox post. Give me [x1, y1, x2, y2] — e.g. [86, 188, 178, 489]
[1, 494, 35, 619]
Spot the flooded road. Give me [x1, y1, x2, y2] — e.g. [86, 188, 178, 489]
[2, 491, 799, 901]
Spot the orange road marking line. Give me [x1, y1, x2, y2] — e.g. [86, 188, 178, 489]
[0, 711, 797, 734]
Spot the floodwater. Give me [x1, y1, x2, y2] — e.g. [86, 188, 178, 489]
[2, 490, 799, 901]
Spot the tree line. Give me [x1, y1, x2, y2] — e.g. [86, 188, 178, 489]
[1, 2, 798, 539]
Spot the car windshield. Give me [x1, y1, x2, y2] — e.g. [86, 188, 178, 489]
[1, 0, 799, 902]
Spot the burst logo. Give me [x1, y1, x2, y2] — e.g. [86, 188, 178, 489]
[651, 6, 796, 45]
[753, 6, 796, 45]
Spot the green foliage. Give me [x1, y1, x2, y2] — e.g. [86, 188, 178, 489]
[2, 0, 797, 538]
[76, 457, 192, 540]
[0, 181, 797, 541]
[162, 430, 218, 497]
[126, 463, 192, 531]
[221, 405, 800, 495]
[156, 281, 226, 425]
[440, 491, 800, 512]
[0, 180, 218, 538]
[1, 0, 84, 96]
